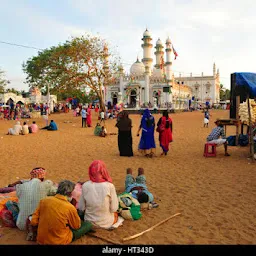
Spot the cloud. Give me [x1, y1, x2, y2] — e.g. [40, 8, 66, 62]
[2, 0, 256, 91]
[15, 5, 86, 41]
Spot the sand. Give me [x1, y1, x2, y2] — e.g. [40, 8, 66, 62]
[0, 109, 255, 245]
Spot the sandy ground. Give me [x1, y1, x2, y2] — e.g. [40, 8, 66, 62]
[0, 109, 255, 245]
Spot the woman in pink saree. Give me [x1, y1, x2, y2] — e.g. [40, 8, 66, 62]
[86, 107, 92, 127]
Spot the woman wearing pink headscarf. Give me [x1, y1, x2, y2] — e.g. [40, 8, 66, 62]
[78, 160, 119, 229]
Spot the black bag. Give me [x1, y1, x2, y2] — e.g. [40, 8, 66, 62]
[227, 135, 236, 146]
[238, 134, 249, 147]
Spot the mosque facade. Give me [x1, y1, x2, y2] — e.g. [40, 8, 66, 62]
[106, 29, 220, 109]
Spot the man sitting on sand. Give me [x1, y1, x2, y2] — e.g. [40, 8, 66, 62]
[206, 119, 230, 156]
[41, 120, 58, 131]
[13, 167, 57, 230]
[28, 121, 39, 133]
[125, 167, 158, 208]
[30, 180, 92, 245]
[6, 121, 22, 135]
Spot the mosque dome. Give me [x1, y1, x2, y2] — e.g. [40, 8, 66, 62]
[156, 38, 163, 45]
[130, 58, 145, 76]
[143, 29, 151, 37]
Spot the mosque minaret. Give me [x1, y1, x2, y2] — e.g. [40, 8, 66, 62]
[106, 28, 220, 109]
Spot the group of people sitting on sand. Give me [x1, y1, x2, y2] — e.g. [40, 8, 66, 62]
[6, 120, 58, 135]
[0, 160, 158, 245]
[6, 121, 39, 135]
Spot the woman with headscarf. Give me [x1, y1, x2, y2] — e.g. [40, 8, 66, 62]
[86, 106, 92, 127]
[137, 109, 156, 158]
[78, 160, 121, 229]
[156, 110, 173, 155]
[115, 111, 133, 157]
[7, 121, 22, 135]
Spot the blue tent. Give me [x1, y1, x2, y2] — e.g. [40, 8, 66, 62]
[232, 72, 256, 159]
[234, 72, 256, 97]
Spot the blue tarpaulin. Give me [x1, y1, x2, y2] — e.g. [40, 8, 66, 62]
[234, 72, 256, 97]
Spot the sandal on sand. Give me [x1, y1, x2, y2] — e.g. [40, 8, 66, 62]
[151, 202, 159, 208]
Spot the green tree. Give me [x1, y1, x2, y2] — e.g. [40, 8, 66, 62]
[0, 68, 10, 93]
[224, 89, 230, 100]
[6, 87, 21, 95]
[22, 34, 119, 111]
[219, 84, 230, 101]
[219, 84, 225, 100]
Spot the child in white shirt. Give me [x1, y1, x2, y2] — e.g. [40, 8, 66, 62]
[100, 110, 105, 124]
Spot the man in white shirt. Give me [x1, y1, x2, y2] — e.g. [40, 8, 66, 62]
[81, 107, 87, 128]
[7, 121, 22, 135]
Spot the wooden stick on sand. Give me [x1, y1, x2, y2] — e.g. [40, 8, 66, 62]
[87, 232, 122, 245]
[122, 212, 181, 242]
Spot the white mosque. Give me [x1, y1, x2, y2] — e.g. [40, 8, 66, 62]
[106, 29, 220, 109]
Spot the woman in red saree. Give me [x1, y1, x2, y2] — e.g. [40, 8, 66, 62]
[86, 107, 92, 127]
[156, 111, 173, 155]
[95, 104, 99, 113]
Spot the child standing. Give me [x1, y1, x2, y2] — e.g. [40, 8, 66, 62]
[99, 109, 105, 125]
[203, 109, 210, 128]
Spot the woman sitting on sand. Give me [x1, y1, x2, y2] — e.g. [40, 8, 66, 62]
[94, 123, 102, 136]
[78, 160, 123, 230]
[22, 121, 29, 135]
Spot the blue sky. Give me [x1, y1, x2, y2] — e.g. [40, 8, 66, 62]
[1, 0, 256, 91]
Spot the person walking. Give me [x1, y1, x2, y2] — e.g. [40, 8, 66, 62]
[115, 111, 133, 157]
[156, 110, 173, 156]
[137, 109, 156, 158]
[81, 107, 87, 128]
[86, 106, 92, 127]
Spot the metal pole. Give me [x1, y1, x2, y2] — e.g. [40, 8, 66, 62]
[201, 73, 203, 106]
[247, 95, 255, 160]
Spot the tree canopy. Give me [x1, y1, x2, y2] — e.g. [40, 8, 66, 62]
[0, 68, 10, 93]
[219, 83, 230, 101]
[22, 34, 120, 110]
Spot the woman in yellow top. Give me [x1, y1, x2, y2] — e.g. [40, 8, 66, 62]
[31, 180, 92, 245]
